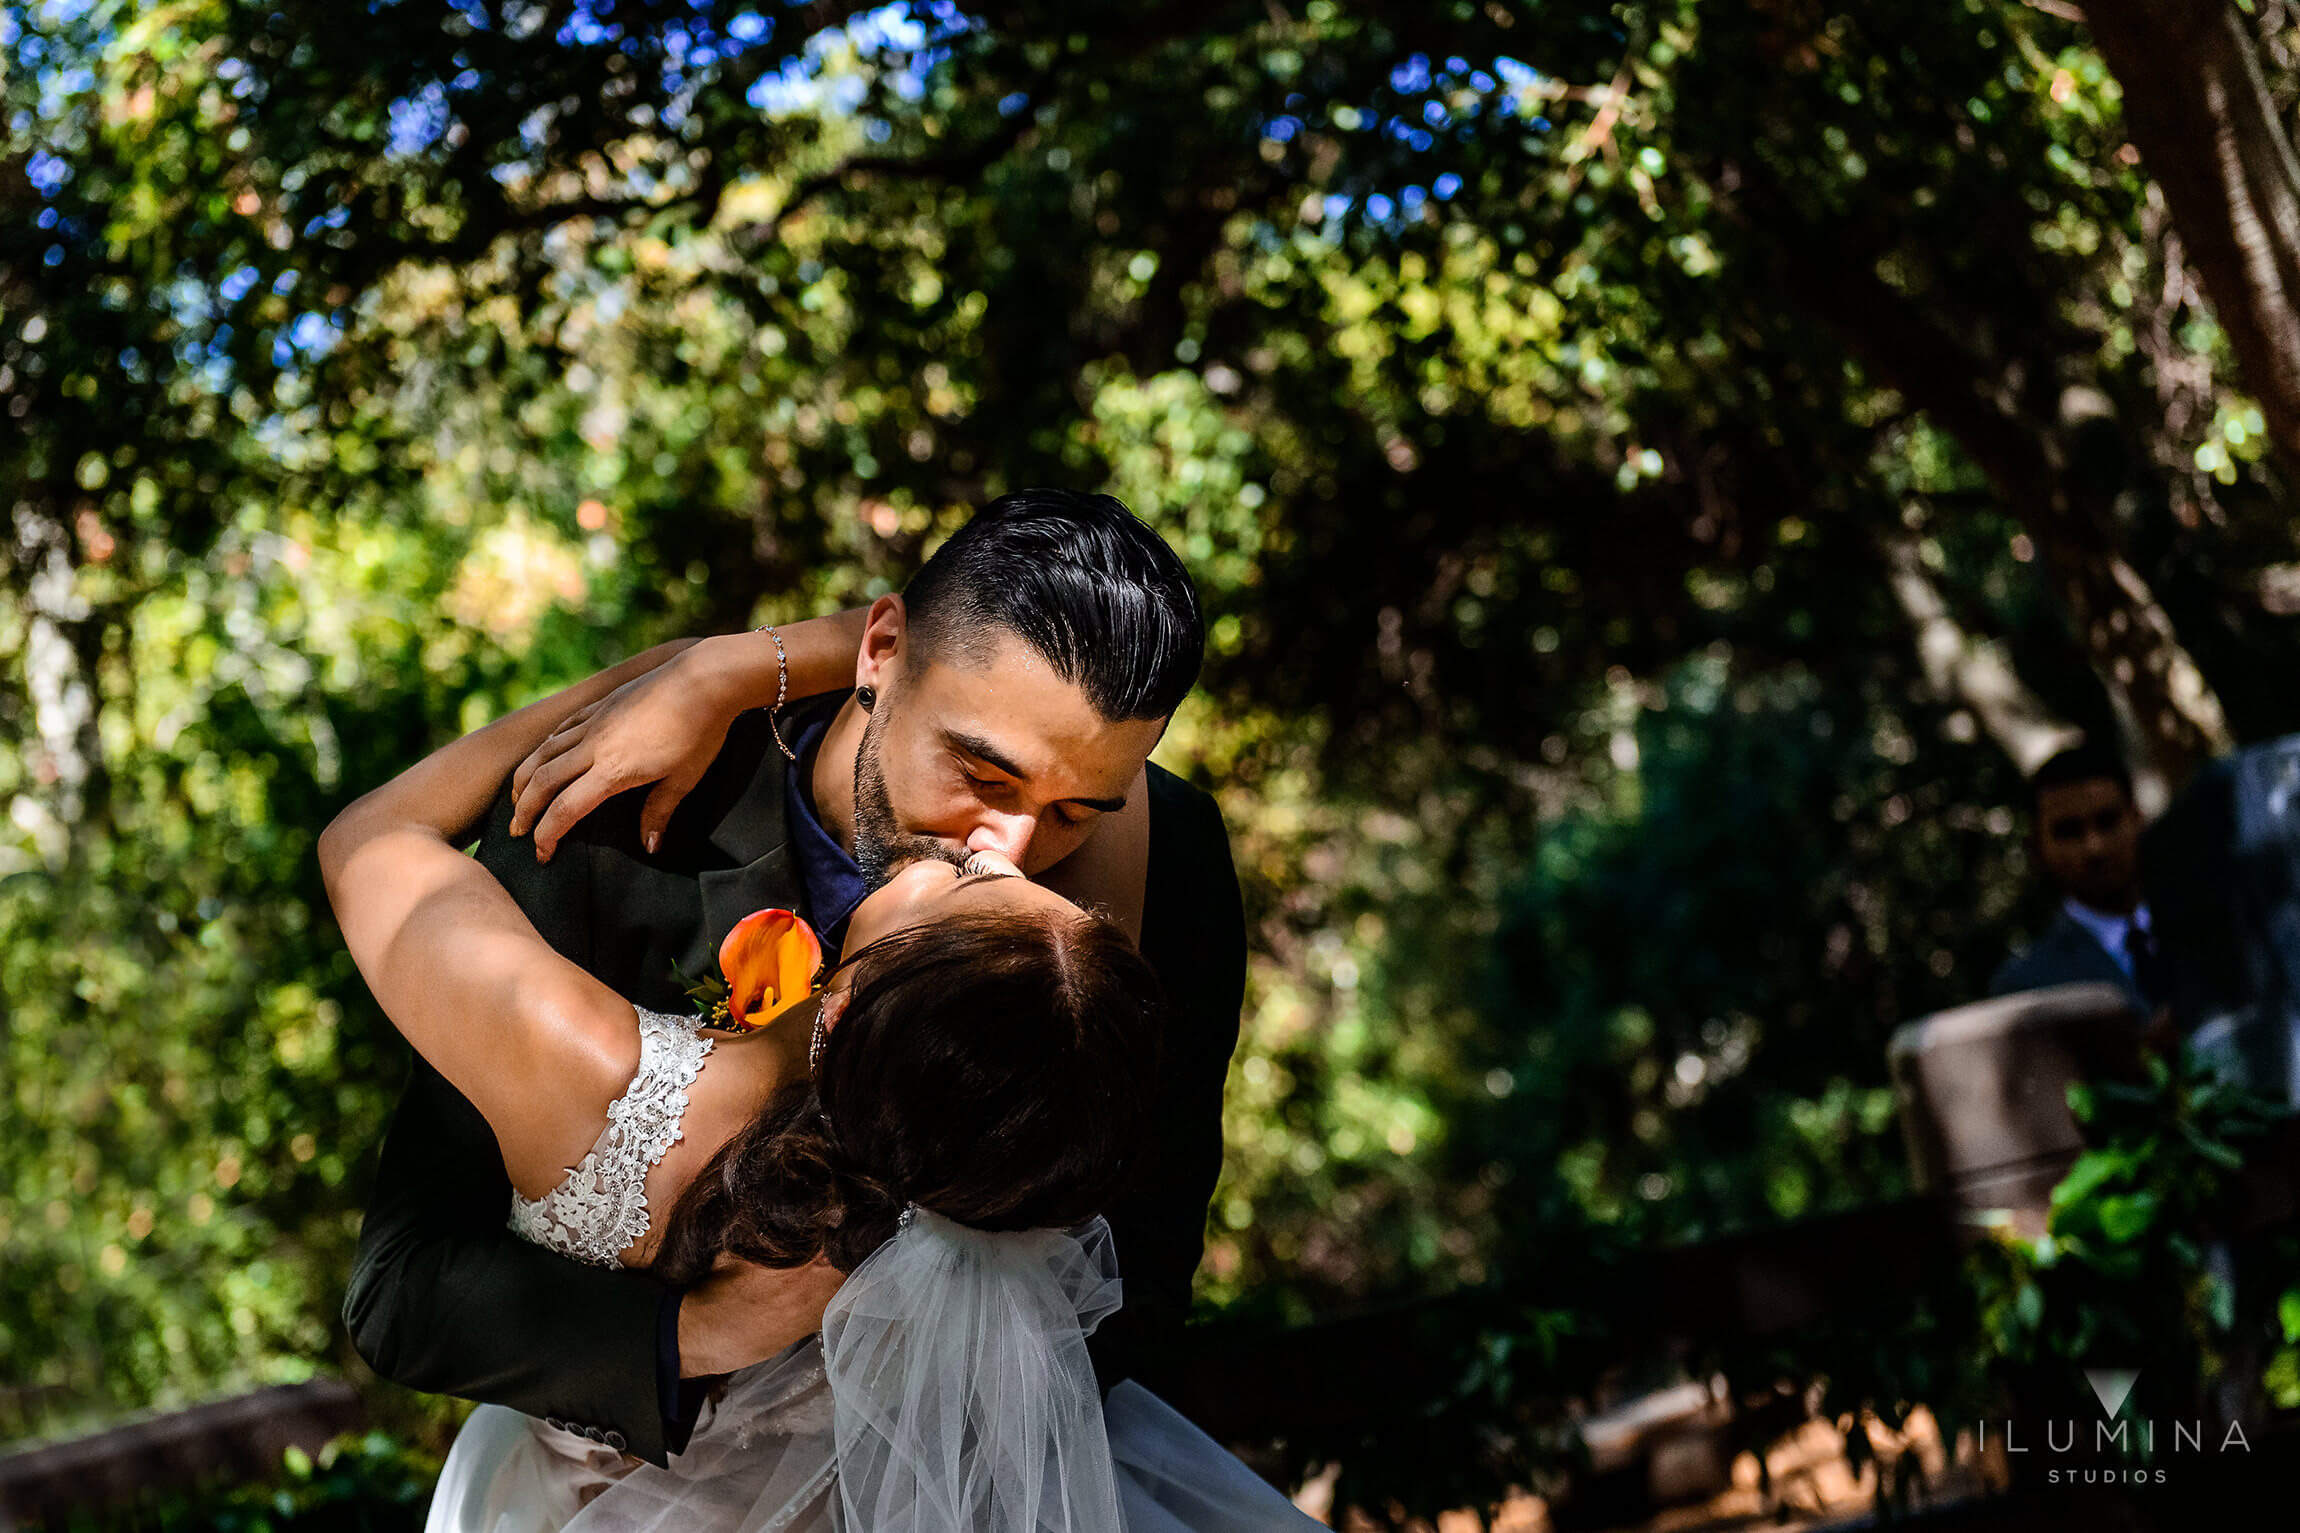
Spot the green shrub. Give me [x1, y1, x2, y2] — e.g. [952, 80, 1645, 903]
[48, 1433, 438, 1533]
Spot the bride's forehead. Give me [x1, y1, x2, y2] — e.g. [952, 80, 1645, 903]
[877, 857, 1067, 912]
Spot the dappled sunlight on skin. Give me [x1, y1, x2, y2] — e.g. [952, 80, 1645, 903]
[840, 627, 1165, 879]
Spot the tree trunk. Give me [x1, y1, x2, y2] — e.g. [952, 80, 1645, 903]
[10, 504, 106, 868]
[1881, 531, 2084, 774]
[1746, 179, 2234, 797]
[2086, 0, 2300, 478]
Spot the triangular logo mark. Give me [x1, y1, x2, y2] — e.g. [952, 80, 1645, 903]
[2085, 1368, 2139, 1418]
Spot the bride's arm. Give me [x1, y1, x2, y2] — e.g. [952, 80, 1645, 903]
[319, 645, 686, 1191]
[508, 605, 871, 859]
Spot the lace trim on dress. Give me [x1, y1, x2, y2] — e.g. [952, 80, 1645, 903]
[507, 1006, 714, 1269]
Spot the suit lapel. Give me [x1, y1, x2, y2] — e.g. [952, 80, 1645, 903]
[694, 849, 802, 977]
[2051, 912, 2143, 1002]
[706, 719, 793, 869]
[680, 712, 809, 979]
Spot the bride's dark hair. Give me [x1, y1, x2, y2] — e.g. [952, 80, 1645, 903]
[651, 907, 1164, 1283]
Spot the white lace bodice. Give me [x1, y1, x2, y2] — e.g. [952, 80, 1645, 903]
[508, 1006, 714, 1268]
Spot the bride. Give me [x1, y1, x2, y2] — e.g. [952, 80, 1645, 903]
[320, 647, 1319, 1530]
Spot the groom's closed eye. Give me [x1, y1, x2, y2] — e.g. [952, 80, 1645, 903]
[958, 771, 1116, 829]
[943, 732, 1127, 816]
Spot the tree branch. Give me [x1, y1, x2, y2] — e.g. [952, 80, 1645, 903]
[738, 95, 1046, 244]
[1880, 530, 2082, 771]
[1717, 158, 2231, 786]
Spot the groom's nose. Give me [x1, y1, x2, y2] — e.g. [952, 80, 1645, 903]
[963, 812, 1036, 865]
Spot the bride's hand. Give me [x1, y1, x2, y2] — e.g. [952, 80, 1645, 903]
[510, 639, 742, 862]
[511, 609, 869, 860]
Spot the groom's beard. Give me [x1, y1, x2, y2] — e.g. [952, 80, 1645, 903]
[850, 699, 957, 890]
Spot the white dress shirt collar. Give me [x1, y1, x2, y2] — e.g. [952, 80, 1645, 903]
[2063, 896, 2150, 977]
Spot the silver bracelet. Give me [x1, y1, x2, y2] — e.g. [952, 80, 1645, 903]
[756, 623, 798, 762]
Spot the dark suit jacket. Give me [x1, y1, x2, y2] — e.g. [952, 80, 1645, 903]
[342, 697, 1245, 1465]
[1989, 909, 2147, 1014]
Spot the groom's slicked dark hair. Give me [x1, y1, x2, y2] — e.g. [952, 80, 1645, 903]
[902, 490, 1204, 722]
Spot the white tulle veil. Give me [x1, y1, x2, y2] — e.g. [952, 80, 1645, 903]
[821, 1209, 1126, 1531]
[436, 1207, 1327, 1533]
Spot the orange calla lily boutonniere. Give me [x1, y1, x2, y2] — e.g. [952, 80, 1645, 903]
[703, 909, 824, 1033]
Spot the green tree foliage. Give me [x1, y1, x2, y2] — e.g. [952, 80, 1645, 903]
[1471, 659, 2026, 1253]
[10, 0, 2300, 1451]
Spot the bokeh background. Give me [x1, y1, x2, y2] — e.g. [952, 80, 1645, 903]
[12, 0, 2300, 1524]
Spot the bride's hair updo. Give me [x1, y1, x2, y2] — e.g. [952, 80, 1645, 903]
[651, 908, 1164, 1282]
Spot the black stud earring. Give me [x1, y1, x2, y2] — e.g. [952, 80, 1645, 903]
[856, 685, 877, 710]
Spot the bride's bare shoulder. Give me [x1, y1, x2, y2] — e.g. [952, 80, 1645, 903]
[495, 978, 645, 1199]
[623, 1006, 810, 1265]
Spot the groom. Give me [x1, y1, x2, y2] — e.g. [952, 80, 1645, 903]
[344, 491, 1246, 1466]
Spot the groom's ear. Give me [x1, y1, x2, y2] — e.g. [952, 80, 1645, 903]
[856, 594, 909, 695]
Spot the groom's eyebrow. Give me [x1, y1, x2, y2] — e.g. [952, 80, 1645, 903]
[945, 729, 1029, 779]
[944, 729, 1128, 813]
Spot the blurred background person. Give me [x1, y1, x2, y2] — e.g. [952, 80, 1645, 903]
[1990, 743, 2164, 1023]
